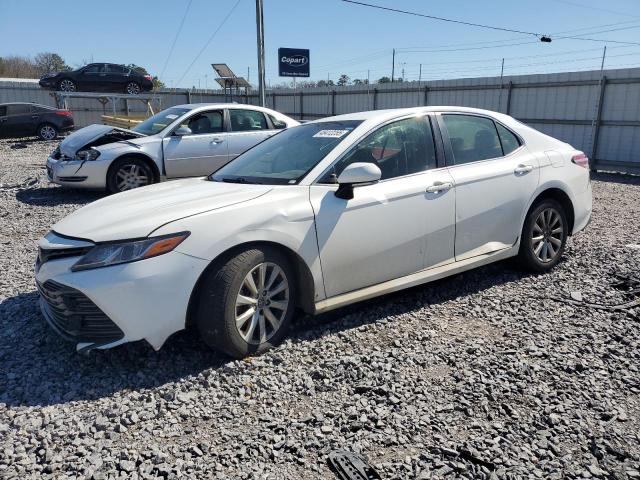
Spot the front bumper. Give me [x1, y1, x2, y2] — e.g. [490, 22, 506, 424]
[35, 250, 210, 351]
[46, 155, 108, 189]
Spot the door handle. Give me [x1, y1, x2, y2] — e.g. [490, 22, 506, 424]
[514, 164, 533, 174]
[210, 138, 224, 144]
[426, 181, 453, 193]
[31, 115, 39, 119]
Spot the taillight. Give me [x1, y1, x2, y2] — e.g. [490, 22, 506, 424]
[144, 74, 152, 81]
[571, 153, 589, 169]
[55, 110, 73, 117]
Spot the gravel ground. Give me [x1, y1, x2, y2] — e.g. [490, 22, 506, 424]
[0, 137, 639, 480]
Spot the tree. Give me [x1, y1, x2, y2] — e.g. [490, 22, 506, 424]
[353, 78, 363, 85]
[337, 74, 350, 86]
[377, 76, 391, 83]
[34, 52, 69, 73]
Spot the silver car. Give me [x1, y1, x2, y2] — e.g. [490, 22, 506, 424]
[46, 104, 299, 193]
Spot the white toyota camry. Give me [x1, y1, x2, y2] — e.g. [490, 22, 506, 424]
[36, 106, 592, 358]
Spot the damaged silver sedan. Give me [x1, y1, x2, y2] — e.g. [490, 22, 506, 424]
[46, 104, 299, 193]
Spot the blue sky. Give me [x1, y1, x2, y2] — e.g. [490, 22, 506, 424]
[1, 0, 639, 88]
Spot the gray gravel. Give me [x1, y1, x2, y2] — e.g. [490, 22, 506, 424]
[1, 137, 639, 480]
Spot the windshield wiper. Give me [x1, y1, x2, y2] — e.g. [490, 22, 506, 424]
[220, 177, 262, 184]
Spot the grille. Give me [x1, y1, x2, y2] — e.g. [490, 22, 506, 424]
[37, 280, 124, 343]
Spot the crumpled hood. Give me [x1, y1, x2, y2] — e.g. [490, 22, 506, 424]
[59, 124, 144, 157]
[52, 178, 272, 242]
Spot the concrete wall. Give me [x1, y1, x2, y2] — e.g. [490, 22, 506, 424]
[1, 67, 639, 173]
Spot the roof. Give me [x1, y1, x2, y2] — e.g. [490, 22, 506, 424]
[173, 103, 278, 111]
[311, 106, 509, 123]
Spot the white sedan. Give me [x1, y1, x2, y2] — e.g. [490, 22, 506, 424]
[46, 104, 298, 192]
[36, 106, 592, 358]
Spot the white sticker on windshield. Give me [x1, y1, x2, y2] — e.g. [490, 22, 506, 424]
[313, 129, 349, 138]
[166, 114, 179, 119]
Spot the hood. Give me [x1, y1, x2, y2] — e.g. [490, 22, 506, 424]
[59, 124, 144, 158]
[52, 178, 272, 242]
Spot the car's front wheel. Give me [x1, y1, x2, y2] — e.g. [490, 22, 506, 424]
[195, 247, 296, 358]
[518, 199, 568, 272]
[125, 82, 141, 95]
[38, 123, 58, 141]
[106, 157, 154, 193]
[58, 79, 77, 92]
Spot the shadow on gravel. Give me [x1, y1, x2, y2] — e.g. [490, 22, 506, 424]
[0, 260, 532, 408]
[592, 171, 640, 186]
[15, 187, 105, 207]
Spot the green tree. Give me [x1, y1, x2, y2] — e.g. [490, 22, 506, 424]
[337, 74, 350, 86]
[126, 64, 165, 90]
[377, 76, 391, 83]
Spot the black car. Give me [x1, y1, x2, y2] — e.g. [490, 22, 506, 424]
[39, 63, 154, 95]
[0, 103, 74, 140]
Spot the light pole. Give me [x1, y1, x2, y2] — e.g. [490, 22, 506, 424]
[256, 0, 266, 106]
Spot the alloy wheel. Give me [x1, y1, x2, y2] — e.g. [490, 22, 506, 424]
[115, 164, 150, 191]
[59, 79, 76, 92]
[126, 82, 141, 95]
[531, 207, 564, 263]
[39, 125, 57, 140]
[235, 262, 289, 345]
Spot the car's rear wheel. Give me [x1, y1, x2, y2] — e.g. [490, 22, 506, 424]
[58, 79, 76, 92]
[107, 157, 154, 193]
[125, 82, 141, 95]
[195, 247, 296, 359]
[37, 123, 58, 141]
[518, 199, 568, 272]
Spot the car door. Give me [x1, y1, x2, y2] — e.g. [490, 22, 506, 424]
[226, 109, 275, 160]
[163, 109, 230, 178]
[3, 104, 34, 137]
[78, 64, 105, 91]
[437, 113, 539, 261]
[104, 64, 127, 92]
[310, 115, 456, 298]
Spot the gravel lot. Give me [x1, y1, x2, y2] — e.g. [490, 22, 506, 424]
[0, 138, 639, 480]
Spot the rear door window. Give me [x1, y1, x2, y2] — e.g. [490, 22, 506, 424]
[229, 109, 268, 131]
[268, 114, 287, 129]
[7, 104, 30, 115]
[442, 114, 503, 164]
[0, 106, 6, 116]
[83, 64, 103, 74]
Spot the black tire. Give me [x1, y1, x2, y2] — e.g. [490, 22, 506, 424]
[125, 81, 141, 95]
[518, 199, 568, 272]
[37, 123, 58, 141]
[106, 157, 155, 193]
[195, 247, 297, 359]
[58, 78, 76, 92]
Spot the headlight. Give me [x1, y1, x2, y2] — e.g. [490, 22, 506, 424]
[71, 232, 189, 272]
[75, 148, 101, 161]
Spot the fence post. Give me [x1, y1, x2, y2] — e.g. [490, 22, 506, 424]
[331, 90, 336, 116]
[591, 75, 607, 165]
[124, 98, 130, 116]
[186, 91, 192, 104]
[299, 91, 304, 120]
[272, 92, 276, 110]
[505, 81, 513, 115]
[373, 88, 378, 110]
[423, 85, 429, 106]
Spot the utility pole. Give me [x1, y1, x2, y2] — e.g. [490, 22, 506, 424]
[600, 46, 607, 71]
[419, 63, 422, 83]
[500, 58, 504, 81]
[255, 0, 266, 106]
[247, 66, 250, 84]
[391, 48, 395, 82]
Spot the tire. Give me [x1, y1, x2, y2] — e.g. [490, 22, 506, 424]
[518, 199, 568, 272]
[195, 247, 297, 359]
[38, 123, 58, 141]
[58, 79, 76, 92]
[106, 157, 154, 193]
[125, 81, 141, 95]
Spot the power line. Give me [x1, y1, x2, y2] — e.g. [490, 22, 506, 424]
[175, 0, 242, 87]
[341, 0, 549, 38]
[159, 0, 193, 82]
[549, 0, 639, 18]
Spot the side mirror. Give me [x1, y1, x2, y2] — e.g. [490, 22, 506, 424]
[173, 126, 192, 136]
[335, 162, 381, 200]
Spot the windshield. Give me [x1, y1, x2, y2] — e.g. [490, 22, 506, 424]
[132, 107, 190, 135]
[210, 120, 362, 185]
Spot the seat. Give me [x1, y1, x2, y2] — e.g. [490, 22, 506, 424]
[189, 116, 211, 134]
[474, 129, 501, 159]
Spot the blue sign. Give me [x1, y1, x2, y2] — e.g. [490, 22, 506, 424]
[278, 48, 310, 78]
